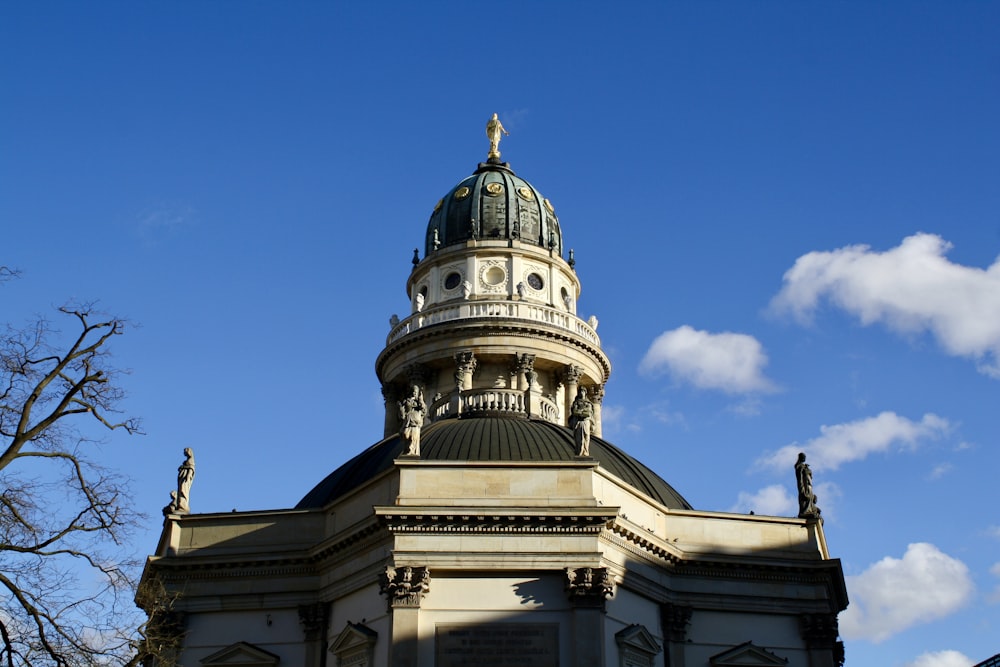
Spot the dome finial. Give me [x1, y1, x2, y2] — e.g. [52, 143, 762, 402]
[486, 113, 509, 160]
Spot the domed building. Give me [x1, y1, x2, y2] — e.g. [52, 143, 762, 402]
[141, 119, 847, 667]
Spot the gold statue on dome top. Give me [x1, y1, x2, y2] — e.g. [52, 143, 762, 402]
[486, 113, 509, 160]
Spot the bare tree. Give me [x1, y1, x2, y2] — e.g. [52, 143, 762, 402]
[1, 302, 143, 666]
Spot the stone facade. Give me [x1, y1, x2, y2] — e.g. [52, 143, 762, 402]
[140, 132, 847, 667]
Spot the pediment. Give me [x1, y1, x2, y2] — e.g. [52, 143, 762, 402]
[200, 641, 280, 666]
[329, 622, 378, 653]
[710, 641, 788, 666]
[614, 624, 661, 656]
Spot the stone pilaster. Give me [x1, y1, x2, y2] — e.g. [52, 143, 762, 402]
[799, 613, 844, 667]
[298, 602, 330, 667]
[661, 602, 692, 667]
[381, 566, 431, 667]
[565, 568, 612, 667]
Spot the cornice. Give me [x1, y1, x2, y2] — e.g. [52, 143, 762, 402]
[376, 319, 611, 380]
[375, 506, 618, 534]
[607, 521, 844, 586]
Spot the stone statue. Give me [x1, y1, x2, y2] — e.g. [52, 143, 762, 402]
[587, 315, 599, 331]
[795, 452, 821, 519]
[461, 280, 472, 300]
[166, 448, 195, 515]
[389, 314, 400, 328]
[563, 293, 573, 312]
[398, 385, 427, 456]
[516, 281, 526, 298]
[569, 388, 594, 457]
[415, 292, 425, 313]
[162, 491, 178, 517]
[486, 113, 509, 159]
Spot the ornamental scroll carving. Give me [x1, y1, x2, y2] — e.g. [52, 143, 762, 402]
[564, 567, 614, 608]
[380, 565, 431, 610]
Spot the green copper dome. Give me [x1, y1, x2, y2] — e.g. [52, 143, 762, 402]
[425, 159, 564, 256]
[297, 416, 692, 511]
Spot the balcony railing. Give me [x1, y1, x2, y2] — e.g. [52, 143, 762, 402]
[430, 389, 561, 425]
[387, 300, 600, 347]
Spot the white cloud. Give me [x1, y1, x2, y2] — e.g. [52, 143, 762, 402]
[990, 562, 1000, 604]
[928, 462, 953, 480]
[757, 411, 950, 472]
[840, 543, 974, 643]
[902, 650, 973, 667]
[770, 233, 1000, 377]
[600, 404, 625, 427]
[730, 485, 796, 516]
[639, 325, 776, 394]
[731, 482, 840, 517]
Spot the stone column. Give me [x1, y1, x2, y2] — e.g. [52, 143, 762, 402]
[381, 566, 431, 667]
[565, 568, 614, 667]
[381, 384, 402, 439]
[800, 613, 844, 667]
[298, 602, 330, 667]
[451, 351, 477, 416]
[561, 366, 584, 426]
[589, 384, 605, 438]
[661, 602, 692, 667]
[513, 354, 537, 418]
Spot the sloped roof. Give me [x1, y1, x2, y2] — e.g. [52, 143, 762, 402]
[297, 416, 691, 510]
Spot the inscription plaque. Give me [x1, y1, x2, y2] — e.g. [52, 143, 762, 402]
[436, 623, 558, 667]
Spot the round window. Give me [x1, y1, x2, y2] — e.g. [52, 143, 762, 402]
[526, 273, 544, 290]
[484, 266, 505, 286]
[444, 272, 462, 290]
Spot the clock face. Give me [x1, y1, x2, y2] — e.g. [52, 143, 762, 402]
[526, 272, 544, 290]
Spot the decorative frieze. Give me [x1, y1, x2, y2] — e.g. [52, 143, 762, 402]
[380, 565, 431, 609]
[565, 567, 614, 608]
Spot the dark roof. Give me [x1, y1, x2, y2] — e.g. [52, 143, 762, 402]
[297, 417, 691, 510]
[424, 160, 563, 257]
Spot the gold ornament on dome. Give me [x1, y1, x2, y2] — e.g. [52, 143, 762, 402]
[433, 198, 443, 212]
[454, 186, 470, 200]
[486, 113, 509, 160]
[543, 198, 555, 213]
[485, 182, 504, 196]
[517, 186, 535, 201]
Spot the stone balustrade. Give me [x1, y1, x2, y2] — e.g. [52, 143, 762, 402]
[430, 389, 561, 425]
[387, 300, 600, 347]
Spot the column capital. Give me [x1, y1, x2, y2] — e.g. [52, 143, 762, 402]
[565, 567, 614, 609]
[380, 566, 431, 610]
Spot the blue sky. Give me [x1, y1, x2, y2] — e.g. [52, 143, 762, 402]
[2, 3, 998, 665]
